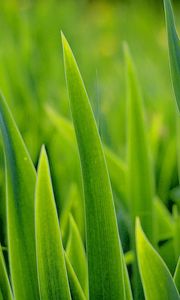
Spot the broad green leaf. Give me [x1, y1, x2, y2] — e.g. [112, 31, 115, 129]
[35, 146, 71, 300]
[174, 257, 180, 293]
[0, 93, 39, 299]
[164, 0, 180, 111]
[62, 33, 127, 300]
[125, 47, 154, 243]
[136, 219, 179, 300]
[66, 215, 88, 296]
[0, 246, 13, 300]
[65, 253, 86, 300]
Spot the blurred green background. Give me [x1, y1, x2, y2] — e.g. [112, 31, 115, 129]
[0, 0, 180, 243]
[0, 0, 179, 153]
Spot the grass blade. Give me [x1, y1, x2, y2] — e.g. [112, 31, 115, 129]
[0, 94, 39, 299]
[136, 219, 179, 300]
[155, 197, 174, 242]
[125, 46, 154, 242]
[66, 214, 88, 296]
[125, 46, 154, 299]
[174, 257, 180, 293]
[35, 146, 71, 300]
[172, 206, 180, 262]
[164, 0, 180, 111]
[46, 105, 127, 204]
[65, 253, 86, 300]
[0, 246, 13, 300]
[62, 33, 127, 300]
[104, 146, 127, 205]
[122, 258, 133, 300]
[60, 183, 85, 245]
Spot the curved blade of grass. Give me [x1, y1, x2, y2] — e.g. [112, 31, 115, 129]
[0, 93, 39, 299]
[0, 246, 13, 300]
[66, 214, 88, 296]
[136, 219, 179, 300]
[62, 33, 127, 300]
[174, 257, 180, 293]
[35, 146, 71, 300]
[164, 0, 180, 111]
[65, 253, 86, 300]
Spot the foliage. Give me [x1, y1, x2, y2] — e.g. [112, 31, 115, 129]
[0, 0, 179, 300]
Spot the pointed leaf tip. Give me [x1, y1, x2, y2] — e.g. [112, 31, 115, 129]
[36, 148, 71, 300]
[136, 219, 179, 300]
[164, 0, 180, 112]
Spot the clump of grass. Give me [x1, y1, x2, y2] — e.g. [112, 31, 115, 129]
[0, 0, 179, 299]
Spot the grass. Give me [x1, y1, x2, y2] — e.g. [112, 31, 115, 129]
[0, 0, 179, 299]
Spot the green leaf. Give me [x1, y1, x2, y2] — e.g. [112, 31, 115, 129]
[125, 46, 154, 243]
[0, 290, 3, 300]
[62, 33, 127, 300]
[65, 253, 86, 300]
[173, 206, 180, 261]
[0, 93, 39, 299]
[155, 197, 174, 242]
[35, 146, 71, 300]
[46, 104, 127, 204]
[45, 104, 76, 147]
[0, 246, 13, 300]
[122, 257, 133, 300]
[60, 183, 85, 245]
[136, 218, 179, 300]
[66, 214, 88, 296]
[157, 138, 176, 204]
[125, 46, 154, 300]
[164, 0, 180, 111]
[174, 257, 180, 293]
[104, 146, 127, 206]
